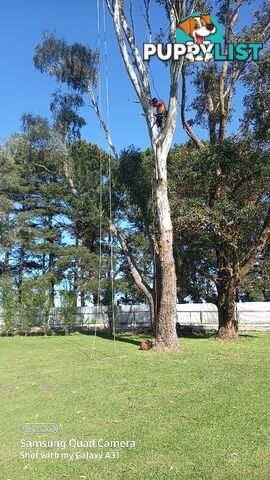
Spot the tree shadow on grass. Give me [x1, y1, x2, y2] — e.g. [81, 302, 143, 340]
[182, 332, 258, 341]
[79, 327, 215, 345]
[239, 333, 258, 339]
[177, 327, 258, 340]
[98, 332, 145, 347]
[77, 328, 148, 347]
[177, 331, 217, 340]
[77, 327, 258, 347]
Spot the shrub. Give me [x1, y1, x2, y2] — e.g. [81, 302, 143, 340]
[59, 290, 77, 335]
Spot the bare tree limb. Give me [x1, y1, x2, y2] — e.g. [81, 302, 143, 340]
[104, 0, 114, 16]
[143, 0, 152, 42]
[120, 7, 151, 98]
[218, 0, 244, 141]
[218, 62, 229, 141]
[109, 220, 154, 304]
[62, 149, 79, 196]
[129, 0, 136, 40]
[113, 1, 145, 102]
[87, 82, 118, 158]
[181, 68, 204, 149]
[32, 162, 52, 173]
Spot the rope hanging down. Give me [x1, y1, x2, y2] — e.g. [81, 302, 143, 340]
[90, 0, 103, 361]
[103, 0, 117, 352]
[91, 0, 117, 360]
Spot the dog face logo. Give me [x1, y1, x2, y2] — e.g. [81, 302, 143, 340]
[178, 15, 216, 44]
[176, 13, 222, 62]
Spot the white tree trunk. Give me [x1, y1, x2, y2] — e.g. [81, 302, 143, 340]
[154, 149, 178, 348]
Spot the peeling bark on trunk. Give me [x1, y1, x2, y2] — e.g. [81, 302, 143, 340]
[154, 153, 179, 350]
[155, 230, 179, 349]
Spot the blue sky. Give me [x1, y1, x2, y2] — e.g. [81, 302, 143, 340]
[0, 0, 262, 152]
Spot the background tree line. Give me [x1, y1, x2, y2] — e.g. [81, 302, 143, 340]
[0, 0, 269, 341]
[1, 109, 269, 336]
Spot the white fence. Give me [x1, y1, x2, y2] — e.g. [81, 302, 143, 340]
[176, 303, 270, 331]
[54, 302, 270, 331]
[1, 303, 270, 331]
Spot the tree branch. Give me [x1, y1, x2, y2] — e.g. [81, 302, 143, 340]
[240, 208, 270, 279]
[129, 0, 136, 40]
[87, 82, 118, 158]
[32, 162, 52, 173]
[109, 220, 154, 304]
[120, 7, 151, 98]
[181, 68, 204, 149]
[104, 0, 114, 16]
[143, 0, 152, 42]
[61, 142, 79, 196]
[218, 0, 244, 141]
[113, 0, 144, 102]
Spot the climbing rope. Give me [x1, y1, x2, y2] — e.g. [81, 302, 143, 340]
[90, 0, 103, 361]
[91, 0, 117, 359]
[103, 0, 117, 354]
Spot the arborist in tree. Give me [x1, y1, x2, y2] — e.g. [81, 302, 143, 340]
[152, 98, 167, 129]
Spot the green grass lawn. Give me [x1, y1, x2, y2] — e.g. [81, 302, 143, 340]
[0, 333, 270, 480]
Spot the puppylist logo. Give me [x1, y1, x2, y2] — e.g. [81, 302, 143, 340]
[143, 13, 263, 62]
